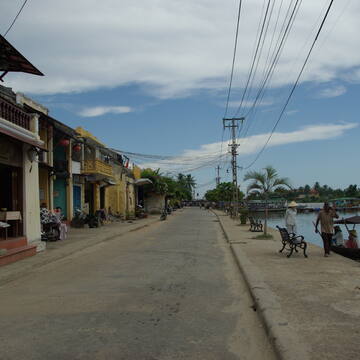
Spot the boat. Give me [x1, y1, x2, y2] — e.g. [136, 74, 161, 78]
[330, 246, 360, 260]
[330, 197, 360, 211]
[331, 216, 360, 261]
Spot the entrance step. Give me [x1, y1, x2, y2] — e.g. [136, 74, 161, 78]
[0, 237, 27, 250]
[0, 244, 37, 267]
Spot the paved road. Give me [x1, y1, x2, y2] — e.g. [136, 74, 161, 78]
[0, 208, 275, 360]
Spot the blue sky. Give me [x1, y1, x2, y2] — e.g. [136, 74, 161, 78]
[2, 0, 360, 196]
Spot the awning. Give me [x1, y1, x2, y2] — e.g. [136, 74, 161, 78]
[0, 35, 43, 79]
[0, 118, 46, 150]
[335, 216, 360, 225]
[135, 178, 153, 186]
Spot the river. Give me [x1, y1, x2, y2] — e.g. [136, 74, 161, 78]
[254, 208, 359, 247]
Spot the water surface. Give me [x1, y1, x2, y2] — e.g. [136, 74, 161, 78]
[255, 210, 359, 247]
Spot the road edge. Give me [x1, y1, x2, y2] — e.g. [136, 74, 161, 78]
[213, 210, 310, 360]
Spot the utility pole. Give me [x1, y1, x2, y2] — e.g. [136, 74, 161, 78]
[215, 165, 221, 186]
[223, 117, 244, 217]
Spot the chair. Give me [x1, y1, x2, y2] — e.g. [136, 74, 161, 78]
[248, 216, 263, 232]
[276, 226, 308, 258]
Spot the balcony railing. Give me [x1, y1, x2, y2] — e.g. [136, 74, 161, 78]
[0, 97, 30, 130]
[83, 159, 113, 177]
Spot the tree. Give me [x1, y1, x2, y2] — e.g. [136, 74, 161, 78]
[244, 166, 291, 235]
[204, 182, 244, 202]
[345, 184, 358, 197]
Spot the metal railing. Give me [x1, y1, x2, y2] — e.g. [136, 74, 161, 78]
[83, 159, 113, 177]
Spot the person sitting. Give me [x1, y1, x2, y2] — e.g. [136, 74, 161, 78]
[332, 226, 344, 246]
[54, 207, 67, 240]
[345, 230, 358, 249]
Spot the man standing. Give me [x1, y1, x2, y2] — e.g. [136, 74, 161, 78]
[315, 202, 339, 257]
[285, 201, 297, 234]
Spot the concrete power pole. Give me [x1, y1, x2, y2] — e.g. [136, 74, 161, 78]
[223, 117, 244, 217]
[215, 165, 221, 186]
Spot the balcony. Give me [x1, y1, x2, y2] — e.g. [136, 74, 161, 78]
[83, 159, 113, 178]
[0, 97, 30, 130]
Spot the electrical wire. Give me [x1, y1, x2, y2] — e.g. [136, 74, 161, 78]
[243, 0, 302, 122]
[3, 0, 29, 37]
[233, 0, 272, 117]
[239, 0, 277, 120]
[242, 0, 335, 170]
[238, 0, 302, 143]
[223, 0, 243, 119]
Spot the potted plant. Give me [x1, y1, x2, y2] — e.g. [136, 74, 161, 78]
[239, 208, 248, 225]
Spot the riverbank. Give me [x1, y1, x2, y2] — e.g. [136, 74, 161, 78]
[213, 209, 360, 360]
[255, 209, 360, 247]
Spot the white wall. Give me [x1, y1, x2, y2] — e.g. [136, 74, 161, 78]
[145, 193, 166, 214]
[23, 144, 44, 251]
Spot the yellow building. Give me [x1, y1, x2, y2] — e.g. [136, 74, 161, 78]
[76, 128, 137, 218]
[104, 155, 136, 219]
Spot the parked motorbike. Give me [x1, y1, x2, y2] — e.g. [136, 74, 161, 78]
[160, 208, 167, 221]
[71, 209, 88, 228]
[40, 208, 60, 241]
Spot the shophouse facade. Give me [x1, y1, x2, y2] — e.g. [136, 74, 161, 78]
[0, 86, 45, 253]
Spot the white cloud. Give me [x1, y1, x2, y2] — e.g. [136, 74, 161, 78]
[286, 110, 299, 116]
[2, 1, 360, 97]
[139, 123, 357, 172]
[317, 85, 347, 98]
[228, 99, 274, 109]
[78, 106, 132, 117]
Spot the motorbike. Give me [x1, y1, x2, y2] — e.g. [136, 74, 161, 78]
[160, 208, 167, 221]
[40, 208, 60, 241]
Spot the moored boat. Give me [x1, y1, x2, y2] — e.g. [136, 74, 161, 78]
[332, 216, 360, 261]
[330, 246, 360, 260]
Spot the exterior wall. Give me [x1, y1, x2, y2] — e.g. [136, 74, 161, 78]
[67, 141, 73, 219]
[126, 179, 136, 216]
[23, 144, 44, 251]
[133, 165, 141, 180]
[94, 183, 100, 211]
[144, 193, 166, 214]
[105, 177, 125, 216]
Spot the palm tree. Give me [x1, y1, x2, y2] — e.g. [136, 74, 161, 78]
[244, 166, 291, 235]
[185, 174, 196, 190]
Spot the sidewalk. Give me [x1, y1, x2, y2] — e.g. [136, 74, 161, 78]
[213, 210, 360, 360]
[0, 214, 160, 285]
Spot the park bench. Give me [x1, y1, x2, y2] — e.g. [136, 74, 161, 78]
[248, 217, 263, 232]
[276, 226, 308, 258]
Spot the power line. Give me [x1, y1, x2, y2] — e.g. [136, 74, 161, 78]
[237, 0, 302, 143]
[223, 0, 243, 119]
[238, 0, 277, 122]
[242, 0, 335, 170]
[4, 0, 29, 37]
[233, 0, 272, 117]
[242, 0, 302, 122]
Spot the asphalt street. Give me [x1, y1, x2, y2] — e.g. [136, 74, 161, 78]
[0, 208, 276, 360]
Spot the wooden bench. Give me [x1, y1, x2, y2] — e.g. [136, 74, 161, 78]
[276, 226, 308, 258]
[248, 217, 263, 232]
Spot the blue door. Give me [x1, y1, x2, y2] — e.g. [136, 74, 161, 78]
[53, 179, 67, 218]
[73, 185, 81, 212]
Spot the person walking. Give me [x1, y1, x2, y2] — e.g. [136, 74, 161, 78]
[315, 202, 339, 257]
[285, 201, 298, 234]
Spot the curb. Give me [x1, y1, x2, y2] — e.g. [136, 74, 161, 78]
[0, 219, 159, 286]
[212, 210, 310, 360]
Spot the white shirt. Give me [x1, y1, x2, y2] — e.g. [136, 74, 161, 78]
[285, 208, 297, 226]
[332, 231, 344, 246]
